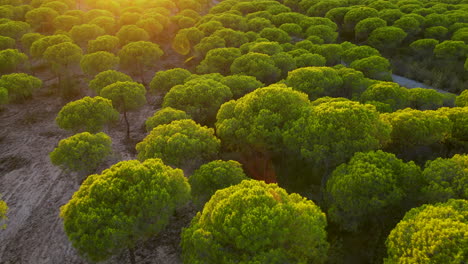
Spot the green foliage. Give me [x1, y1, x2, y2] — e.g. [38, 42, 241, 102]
[145, 107, 190, 132]
[230, 52, 281, 84]
[197, 47, 241, 75]
[30, 34, 71, 58]
[325, 7, 351, 26]
[163, 78, 232, 124]
[89, 16, 117, 35]
[381, 109, 452, 147]
[317, 44, 343, 65]
[118, 41, 163, 76]
[393, 16, 421, 36]
[136, 119, 220, 168]
[193, 36, 225, 57]
[286, 67, 343, 100]
[25, 7, 58, 32]
[378, 9, 404, 24]
[116, 24, 149, 46]
[424, 13, 450, 28]
[279, 23, 302, 37]
[350, 55, 392, 81]
[409, 38, 439, 57]
[212, 28, 249, 48]
[189, 160, 247, 206]
[43, 42, 82, 72]
[0, 21, 30, 40]
[247, 17, 274, 32]
[80, 51, 119, 77]
[344, 7, 379, 32]
[88, 70, 132, 94]
[259, 27, 291, 43]
[118, 11, 140, 26]
[455, 90, 468, 107]
[50, 132, 112, 172]
[305, 25, 338, 43]
[0, 5, 14, 20]
[452, 28, 468, 43]
[60, 158, 190, 262]
[421, 154, 468, 203]
[177, 27, 204, 46]
[424, 26, 448, 40]
[55, 96, 119, 133]
[434, 40, 467, 60]
[0, 197, 7, 229]
[0, 73, 41, 102]
[249, 41, 283, 56]
[326, 150, 422, 232]
[0, 49, 27, 73]
[87, 35, 119, 54]
[53, 14, 80, 31]
[437, 107, 468, 142]
[368, 26, 407, 52]
[0, 36, 15, 50]
[211, 13, 247, 31]
[83, 9, 113, 22]
[220, 74, 263, 99]
[271, 52, 296, 79]
[181, 180, 329, 264]
[307, 0, 346, 17]
[336, 66, 371, 98]
[285, 101, 391, 168]
[137, 18, 163, 39]
[69, 23, 105, 45]
[408, 88, 445, 110]
[355, 17, 387, 41]
[20, 33, 43, 54]
[100, 81, 146, 113]
[385, 199, 468, 264]
[42, 1, 69, 14]
[216, 85, 310, 155]
[360, 81, 410, 111]
[0, 87, 8, 105]
[341, 45, 380, 64]
[197, 20, 223, 35]
[149, 68, 191, 95]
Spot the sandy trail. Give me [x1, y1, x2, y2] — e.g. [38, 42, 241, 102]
[391, 74, 452, 94]
[0, 95, 83, 264]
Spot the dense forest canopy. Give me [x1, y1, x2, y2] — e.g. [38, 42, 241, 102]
[0, 0, 467, 263]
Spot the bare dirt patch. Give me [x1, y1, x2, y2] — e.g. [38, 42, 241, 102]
[0, 83, 193, 264]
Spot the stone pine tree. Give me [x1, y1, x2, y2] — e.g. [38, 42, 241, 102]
[189, 160, 248, 207]
[118, 41, 163, 84]
[43, 42, 82, 96]
[100, 81, 146, 138]
[136, 119, 220, 169]
[60, 159, 191, 264]
[181, 180, 329, 264]
[0, 196, 7, 229]
[385, 199, 468, 264]
[49, 132, 112, 173]
[55, 96, 119, 133]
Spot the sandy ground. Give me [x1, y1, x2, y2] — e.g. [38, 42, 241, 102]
[391, 74, 451, 94]
[0, 73, 196, 264]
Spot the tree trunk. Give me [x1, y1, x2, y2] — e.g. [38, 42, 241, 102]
[123, 110, 130, 139]
[138, 63, 146, 86]
[140, 72, 146, 86]
[57, 73, 62, 94]
[128, 248, 136, 264]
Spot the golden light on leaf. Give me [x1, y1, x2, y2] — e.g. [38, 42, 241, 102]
[172, 34, 191, 55]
